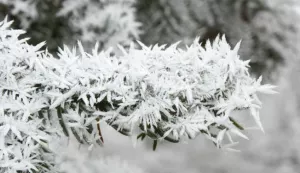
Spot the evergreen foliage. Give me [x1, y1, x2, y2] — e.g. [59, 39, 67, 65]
[0, 17, 275, 173]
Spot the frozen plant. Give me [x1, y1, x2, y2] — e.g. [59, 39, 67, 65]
[0, 18, 276, 172]
[0, 17, 142, 173]
[0, 18, 58, 173]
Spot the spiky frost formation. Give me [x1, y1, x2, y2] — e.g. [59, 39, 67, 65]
[84, 36, 276, 148]
[0, 18, 275, 172]
[0, 18, 58, 173]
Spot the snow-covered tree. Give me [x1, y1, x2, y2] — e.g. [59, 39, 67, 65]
[57, 0, 141, 50]
[0, 17, 275, 173]
[0, 0, 141, 52]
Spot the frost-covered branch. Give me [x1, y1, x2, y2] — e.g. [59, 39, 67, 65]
[0, 17, 276, 172]
[0, 18, 58, 173]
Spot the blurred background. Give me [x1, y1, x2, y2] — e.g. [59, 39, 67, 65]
[1, 0, 300, 172]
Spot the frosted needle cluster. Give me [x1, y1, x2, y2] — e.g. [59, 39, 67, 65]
[0, 18, 276, 172]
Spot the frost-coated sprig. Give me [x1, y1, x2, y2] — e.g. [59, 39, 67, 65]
[0, 18, 58, 173]
[0, 17, 276, 172]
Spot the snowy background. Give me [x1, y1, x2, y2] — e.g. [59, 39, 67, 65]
[1, 0, 300, 173]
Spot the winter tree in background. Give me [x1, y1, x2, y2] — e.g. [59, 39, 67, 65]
[57, 0, 141, 50]
[0, 13, 276, 173]
[0, 0, 141, 52]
